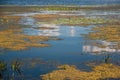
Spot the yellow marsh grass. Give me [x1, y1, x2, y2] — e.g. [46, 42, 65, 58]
[0, 15, 22, 19]
[31, 14, 59, 21]
[31, 14, 119, 25]
[41, 64, 120, 80]
[0, 15, 22, 23]
[0, 28, 50, 50]
[87, 25, 120, 48]
[89, 25, 120, 42]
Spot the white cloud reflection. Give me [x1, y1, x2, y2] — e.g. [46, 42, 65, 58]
[83, 40, 120, 54]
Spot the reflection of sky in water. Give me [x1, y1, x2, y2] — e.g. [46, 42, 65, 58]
[19, 17, 36, 26]
[83, 40, 120, 54]
[19, 14, 120, 54]
[19, 16, 92, 37]
[1, 11, 120, 79]
[14, 10, 120, 16]
[23, 24, 91, 37]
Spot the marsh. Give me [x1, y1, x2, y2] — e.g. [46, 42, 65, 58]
[0, 3, 120, 80]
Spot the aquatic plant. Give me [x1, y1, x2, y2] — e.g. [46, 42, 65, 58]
[0, 61, 6, 72]
[103, 54, 111, 63]
[11, 59, 22, 73]
[0, 59, 23, 80]
[0, 61, 6, 80]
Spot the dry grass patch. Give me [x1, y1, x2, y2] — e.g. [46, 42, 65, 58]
[0, 15, 22, 24]
[0, 28, 52, 51]
[86, 25, 120, 49]
[41, 64, 120, 80]
[88, 25, 120, 42]
[31, 14, 59, 21]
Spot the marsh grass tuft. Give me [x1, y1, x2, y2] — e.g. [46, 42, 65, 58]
[0, 61, 7, 72]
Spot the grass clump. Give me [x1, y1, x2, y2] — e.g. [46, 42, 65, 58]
[41, 64, 120, 80]
[0, 61, 6, 72]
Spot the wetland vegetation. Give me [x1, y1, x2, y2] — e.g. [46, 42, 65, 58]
[41, 63, 120, 80]
[84, 25, 120, 49]
[0, 5, 120, 12]
[0, 4, 120, 80]
[0, 28, 55, 51]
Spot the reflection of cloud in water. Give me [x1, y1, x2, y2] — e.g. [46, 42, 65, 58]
[23, 24, 91, 37]
[23, 24, 60, 36]
[19, 16, 92, 37]
[38, 25, 60, 36]
[70, 26, 75, 37]
[13, 11, 120, 16]
[19, 17, 36, 26]
[83, 40, 120, 54]
[39, 24, 60, 36]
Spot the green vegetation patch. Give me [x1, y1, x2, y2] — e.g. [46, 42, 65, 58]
[37, 17, 119, 26]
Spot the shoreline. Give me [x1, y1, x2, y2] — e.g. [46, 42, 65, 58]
[0, 5, 120, 12]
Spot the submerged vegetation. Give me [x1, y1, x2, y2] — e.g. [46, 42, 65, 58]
[41, 63, 120, 80]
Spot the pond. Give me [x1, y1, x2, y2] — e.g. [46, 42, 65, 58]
[0, 9, 120, 80]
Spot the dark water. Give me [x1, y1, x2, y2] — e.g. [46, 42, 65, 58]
[0, 10, 120, 80]
[0, 0, 120, 5]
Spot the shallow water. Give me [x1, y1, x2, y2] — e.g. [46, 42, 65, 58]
[0, 10, 120, 80]
[12, 10, 120, 16]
